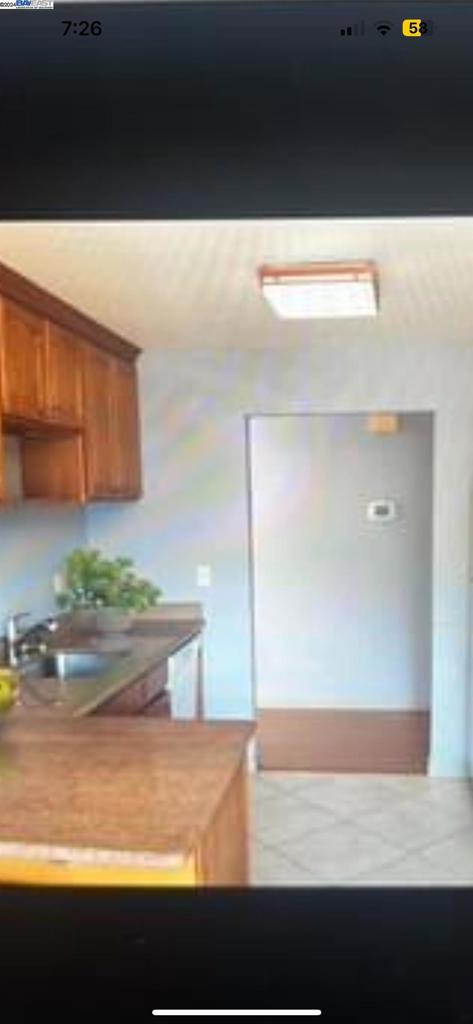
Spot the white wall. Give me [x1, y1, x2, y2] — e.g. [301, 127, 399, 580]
[250, 413, 433, 710]
[87, 335, 473, 777]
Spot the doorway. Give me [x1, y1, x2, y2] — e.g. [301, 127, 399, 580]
[248, 412, 433, 773]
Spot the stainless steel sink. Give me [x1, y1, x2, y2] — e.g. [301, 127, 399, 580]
[21, 649, 126, 682]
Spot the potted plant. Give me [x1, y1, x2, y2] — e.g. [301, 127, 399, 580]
[56, 548, 162, 632]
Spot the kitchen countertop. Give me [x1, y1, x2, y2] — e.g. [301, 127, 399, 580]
[16, 616, 204, 719]
[0, 716, 253, 869]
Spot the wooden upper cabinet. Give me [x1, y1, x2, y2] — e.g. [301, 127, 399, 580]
[0, 427, 5, 504]
[0, 298, 45, 421]
[43, 322, 83, 428]
[83, 345, 142, 501]
[0, 263, 142, 505]
[82, 344, 115, 499]
[111, 358, 142, 499]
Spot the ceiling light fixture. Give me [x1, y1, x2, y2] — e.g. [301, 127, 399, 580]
[258, 260, 379, 319]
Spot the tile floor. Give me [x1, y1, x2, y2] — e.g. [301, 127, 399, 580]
[250, 771, 473, 885]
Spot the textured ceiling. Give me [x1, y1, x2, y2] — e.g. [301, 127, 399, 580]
[0, 218, 472, 350]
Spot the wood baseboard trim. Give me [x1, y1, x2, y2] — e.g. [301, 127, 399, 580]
[257, 708, 429, 774]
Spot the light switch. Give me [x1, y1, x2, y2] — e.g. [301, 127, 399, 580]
[196, 565, 212, 587]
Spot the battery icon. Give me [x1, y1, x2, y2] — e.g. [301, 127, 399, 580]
[402, 18, 432, 36]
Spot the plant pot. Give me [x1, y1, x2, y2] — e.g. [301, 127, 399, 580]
[69, 608, 98, 633]
[94, 608, 133, 633]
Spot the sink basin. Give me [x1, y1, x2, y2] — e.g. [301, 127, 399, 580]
[21, 649, 127, 682]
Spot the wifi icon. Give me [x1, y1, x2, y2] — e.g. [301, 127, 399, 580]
[375, 21, 393, 35]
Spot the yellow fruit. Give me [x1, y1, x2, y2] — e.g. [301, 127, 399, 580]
[0, 670, 19, 713]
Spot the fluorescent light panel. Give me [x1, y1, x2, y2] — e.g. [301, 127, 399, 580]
[259, 260, 378, 319]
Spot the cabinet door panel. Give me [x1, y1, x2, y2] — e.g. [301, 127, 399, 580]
[0, 299, 45, 420]
[141, 692, 171, 718]
[21, 435, 85, 503]
[111, 360, 142, 498]
[83, 345, 142, 501]
[94, 665, 168, 717]
[82, 344, 115, 498]
[44, 323, 83, 427]
[0, 428, 5, 503]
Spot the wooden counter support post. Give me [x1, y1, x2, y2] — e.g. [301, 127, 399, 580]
[195, 756, 249, 885]
[196, 636, 205, 720]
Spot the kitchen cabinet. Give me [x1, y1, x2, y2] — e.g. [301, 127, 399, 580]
[0, 426, 5, 503]
[93, 642, 203, 721]
[42, 322, 83, 428]
[82, 344, 115, 499]
[0, 298, 45, 422]
[21, 433, 85, 503]
[93, 663, 169, 716]
[111, 358, 142, 498]
[83, 346, 142, 500]
[0, 260, 142, 506]
[19, 324, 86, 501]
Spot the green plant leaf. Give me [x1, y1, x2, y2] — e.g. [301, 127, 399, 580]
[55, 548, 162, 613]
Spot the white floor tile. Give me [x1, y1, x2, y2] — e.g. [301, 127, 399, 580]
[353, 850, 464, 885]
[251, 842, 314, 886]
[420, 827, 473, 882]
[286, 774, 405, 818]
[254, 793, 337, 845]
[250, 771, 473, 886]
[252, 775, 284, 798]
[256, 771, 316, 793]
[379, 776, 473, 807]
[360, 796, 471, 853]
[279, 821, 402, 881]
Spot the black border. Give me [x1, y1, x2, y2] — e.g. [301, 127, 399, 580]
[1, 2, 473, 1017]
[0, 2, 473, 216]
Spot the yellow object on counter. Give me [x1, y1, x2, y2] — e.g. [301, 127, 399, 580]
[0, 855, 197, 888]
[0, 669, 20, 714]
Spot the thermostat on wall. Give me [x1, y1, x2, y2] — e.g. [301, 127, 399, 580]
[366, 499, 397, 522]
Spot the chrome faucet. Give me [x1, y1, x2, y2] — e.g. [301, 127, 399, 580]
[4, 612, 59, 668]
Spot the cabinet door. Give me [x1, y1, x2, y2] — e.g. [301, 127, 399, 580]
[0, 428, 5, 503]
[141, 691, 171, 718]
[82, 344, 115, 498]
[21, 435, 85, 503]
[83, 346, 142, 501]
[43, 323, 83, 427]
[93, 664, 168, 717]
[0, 298, 45, 421]
[111, 359, 142, 498]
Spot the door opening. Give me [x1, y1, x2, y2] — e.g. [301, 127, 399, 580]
[247, 411, 433, 773]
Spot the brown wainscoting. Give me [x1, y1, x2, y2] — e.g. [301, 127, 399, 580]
[257, 708, 429, 774]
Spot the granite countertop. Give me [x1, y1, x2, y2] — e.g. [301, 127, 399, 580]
[0, 716, 253, 869]
[16, 615, 204, 719]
